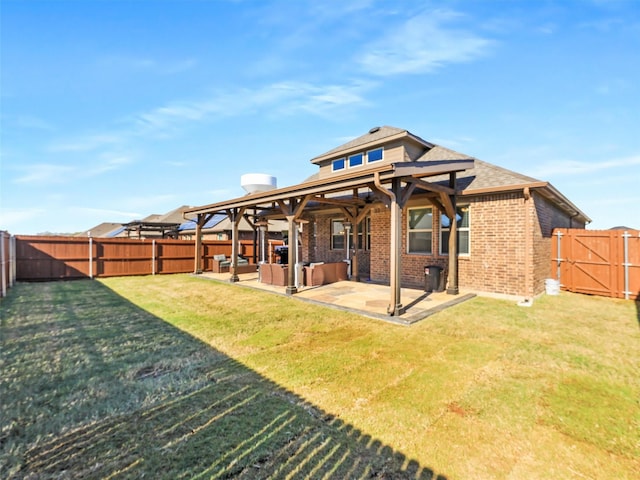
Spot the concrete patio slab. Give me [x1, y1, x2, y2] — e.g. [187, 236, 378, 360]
[196, 271, 475, 325]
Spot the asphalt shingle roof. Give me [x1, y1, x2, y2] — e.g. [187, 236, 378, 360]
[420, 145, 542, 192]
[311, 126, 429, 161]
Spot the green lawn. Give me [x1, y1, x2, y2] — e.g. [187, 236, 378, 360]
[1, 275, 639, 479]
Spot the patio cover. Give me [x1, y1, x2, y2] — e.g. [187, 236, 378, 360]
[184, 158, 474, 316]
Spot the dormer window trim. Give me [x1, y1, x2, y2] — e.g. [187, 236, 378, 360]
[330, 147, 384, 173]
[366, 147, 383, 164]
[349, 153, 364, 168]
[332, 157, 346, 172]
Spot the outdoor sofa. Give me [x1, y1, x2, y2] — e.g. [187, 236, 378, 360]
[258, 263, 288, 286]
[211, 254, 257, 274]
[303, 262, 348, 286]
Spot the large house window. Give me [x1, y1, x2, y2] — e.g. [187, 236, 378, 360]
[357, 217, 371, 250]
[367, 147, 383, 163]
[332, 158, 346, 172]
[407, 207, 433, 254]
[331, 219, 345, 250]
[349, 153, 364, 168]
[440, 205, 470, 255]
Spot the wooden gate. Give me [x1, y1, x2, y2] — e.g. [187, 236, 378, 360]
[552, 228, 640, 300]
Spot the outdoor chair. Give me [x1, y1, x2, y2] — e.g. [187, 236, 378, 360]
[211, 254, 249, 273]
[270, 264, 288, 286]
[259, 263, 273, 284]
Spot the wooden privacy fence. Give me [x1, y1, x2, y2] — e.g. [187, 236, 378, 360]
[552, 228, 640, 300]
[14, 236, 282, 281]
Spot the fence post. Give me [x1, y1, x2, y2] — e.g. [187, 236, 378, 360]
[152, 239, 156, 275]
[89, 236, 93, 279]
[1, 231, 6, 297]
[555, 230, 563, 284]
[623, 231, 630, 300]
[10, 235, 16, 287]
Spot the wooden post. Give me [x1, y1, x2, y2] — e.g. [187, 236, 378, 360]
[446, 173, 459, 295]
[152, 239, 156, 275]
[351, 220, 359, 281]
[194, 214, 203, 274]
[1, 231, 6, 297]
[230, 209, 241, 283]
[88, 236, 93, 279]
[523, 187, 532, 301]
[388, 178, 404, 315]
[285, 215, 297, 295]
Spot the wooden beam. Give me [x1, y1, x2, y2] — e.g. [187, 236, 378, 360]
[293, 194, 313, 221]
[404, 176, 455, 195]
[438, 191, 456, 219]
[309, 196, 364, 207]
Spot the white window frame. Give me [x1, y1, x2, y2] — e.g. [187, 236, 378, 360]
[332, 158, 346, 172]
[331, 219, 346, 250]
[440, 205, 470, 256]
[357, 217, 371, 251]
[366, 147, 383, 164]
[407, 206, 433, 254]
[348, 153, 364, 168]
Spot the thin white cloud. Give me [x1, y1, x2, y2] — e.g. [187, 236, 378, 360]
[48, 133, 123, 153]
[84, 155, 134, 176]
[14, 163, 76, 184]
[42, 80, 373, 166]
[14, 115, 55, 131]
[132, 80, 372, 134]
[70, 207, 142, 219]
[526, 154, 640, 177]
[358, 9, 493, 76]
[13, 154, 133, 185]
[0, 207, 47, 229]
[97, 55, 197, 75]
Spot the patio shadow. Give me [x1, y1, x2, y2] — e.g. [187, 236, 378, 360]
[1, 280, 447, 479]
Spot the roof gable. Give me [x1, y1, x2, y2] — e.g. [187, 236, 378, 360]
[310, 126, 432, 164]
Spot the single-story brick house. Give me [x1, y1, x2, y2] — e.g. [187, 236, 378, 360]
[185, 126, 589, 315]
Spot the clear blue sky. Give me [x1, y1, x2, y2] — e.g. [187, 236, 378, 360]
[2, 0, 639, 234]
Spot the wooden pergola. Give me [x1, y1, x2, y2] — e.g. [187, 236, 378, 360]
[184, 158, 473, 316]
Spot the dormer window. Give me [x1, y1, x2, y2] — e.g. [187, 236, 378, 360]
[367, 148, 383, 163]
[332, 158, 346, 172]
[349, 153, 363, 168]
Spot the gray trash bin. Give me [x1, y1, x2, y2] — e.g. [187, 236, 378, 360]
[424, 265, 444, 292]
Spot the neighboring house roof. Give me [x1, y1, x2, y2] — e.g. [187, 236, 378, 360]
[157, 205, 192, 223]
[179, 213, 287, 234]
[179, 213, 227, 232]
[610, 225, 638, 230]
[77, 222, 123, 238]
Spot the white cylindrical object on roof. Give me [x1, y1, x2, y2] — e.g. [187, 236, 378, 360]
[241, 173, 277, 194]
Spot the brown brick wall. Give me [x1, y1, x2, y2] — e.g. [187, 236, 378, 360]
[305, 190, 585, 297]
